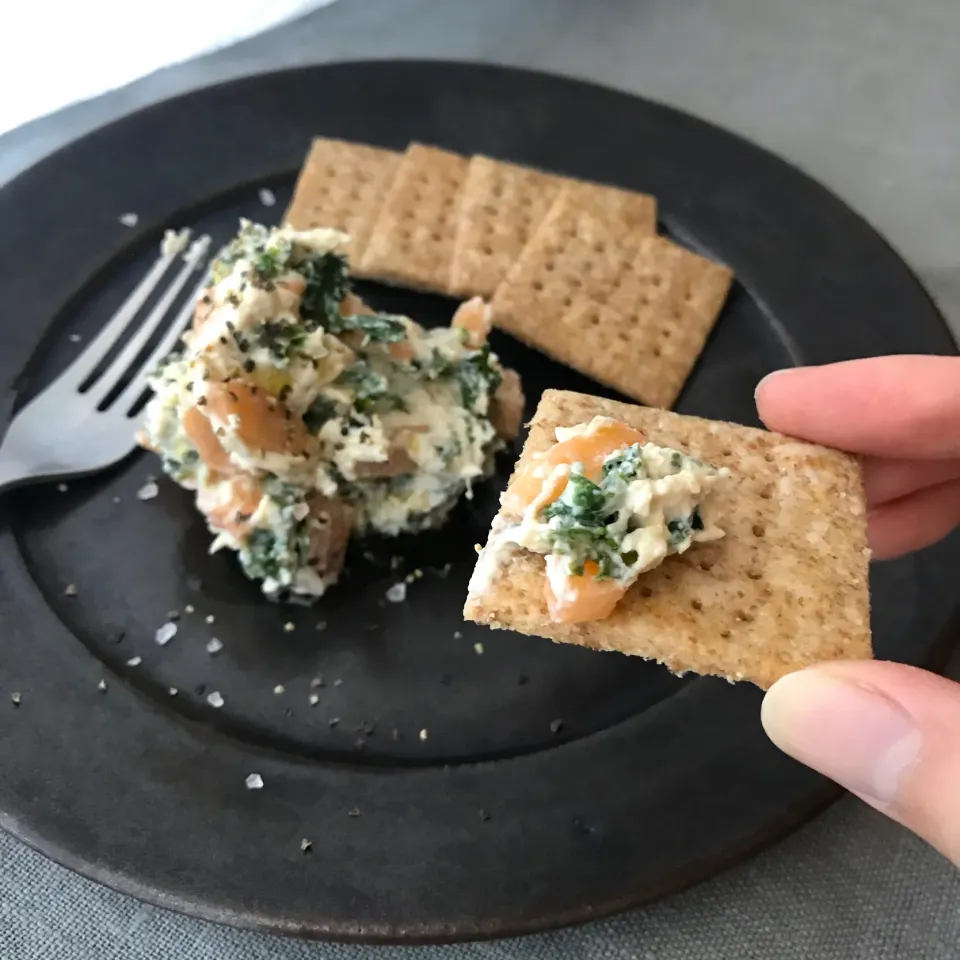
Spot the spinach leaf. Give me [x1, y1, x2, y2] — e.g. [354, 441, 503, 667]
[240, 521, 310, 585]
[250, 321, 306, 364]
[456, 345, 502, 410]
[602, 444, 645, 483]
[542, 472, 608, 527]
[298, 251, 350, 331]
[336, 361, 404, 414]
[302, 395, 339, 433]
[210, 222, 294, 284]
[666, 507, 704, 546]
[263, 477, 304, 508]
[326, 313, 407, 343]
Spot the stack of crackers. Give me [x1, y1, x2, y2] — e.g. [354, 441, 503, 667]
[285, 138, 734, 410]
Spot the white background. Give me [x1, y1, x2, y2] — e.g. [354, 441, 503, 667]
[0, 0, 335, 136]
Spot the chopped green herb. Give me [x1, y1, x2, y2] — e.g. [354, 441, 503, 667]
[210, 222, 294, 284]
[667, 507, 704, 546]
[541, 472, 621, 577]
[263, 477, 304, 508]
[251, 321, 306, 364]
[240, 519, 311, 587]
[327, 313, 407, 342]
[337, 362, 404, 414]
[542, 472, 608, 526]
[456, 345, 502, 410]
[298, 252, 350, 331]
[603, 444, 645, 483]
[303, 395, 339, 433]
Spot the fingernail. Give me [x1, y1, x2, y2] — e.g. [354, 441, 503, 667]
[754, 368, 794, 400]
[762, 669, 921, 806]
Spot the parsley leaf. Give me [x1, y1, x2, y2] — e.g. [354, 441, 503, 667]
[302, 395, 339, 433]
[298, 252, 350, 331]
[456, 345, 502, 410]
[250, 321, 306, 364]
[326, 313, 408, 342]
[337, 361, 404, 414]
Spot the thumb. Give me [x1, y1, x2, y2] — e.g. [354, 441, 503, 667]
[762, 660, 960, 866]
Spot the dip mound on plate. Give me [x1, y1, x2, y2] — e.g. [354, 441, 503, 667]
[139, 221, 524, 601]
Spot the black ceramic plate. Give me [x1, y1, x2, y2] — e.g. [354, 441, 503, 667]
[0, 61, 958, 944]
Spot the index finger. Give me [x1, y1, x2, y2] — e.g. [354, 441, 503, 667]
[755, 355, 960, 458]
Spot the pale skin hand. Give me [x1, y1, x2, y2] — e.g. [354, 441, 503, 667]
[755, 355, 960, 865]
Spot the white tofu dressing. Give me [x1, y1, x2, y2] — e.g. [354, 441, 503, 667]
[140, 220, 519, 601]
[468, 419, 729, 609]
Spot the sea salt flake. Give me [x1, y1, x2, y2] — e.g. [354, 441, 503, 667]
[245, 773, 263, 790]
[386, 582, 407, 603]
[119, 212, 139, 227]
[206, 638, 223, 655]
[258, 188, 277, 207]
[207, 691, 224, 708]
[155, 622, 177, 646]
[137, 481, 159, 501]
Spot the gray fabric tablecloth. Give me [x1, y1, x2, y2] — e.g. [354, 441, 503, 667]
[2, 1, 959, 956]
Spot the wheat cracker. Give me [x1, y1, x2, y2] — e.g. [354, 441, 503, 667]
[284, 138, 400, 274]
[464, 389, 871, 689]
[491, 190, 730, 408]
[358, 143, 468, 293]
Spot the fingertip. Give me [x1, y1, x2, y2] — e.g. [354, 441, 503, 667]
[754, 367, 802, 428]
[761, 665, 920, 807]
[753, 368, 793, 403]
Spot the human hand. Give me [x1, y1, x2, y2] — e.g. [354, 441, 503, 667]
[755, 355, 960, 865]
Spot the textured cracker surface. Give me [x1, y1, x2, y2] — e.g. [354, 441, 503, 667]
[464, 390, 872, 689]
[357, 142, 468, 292]
[490, 191, 730, 409]
[449, 156, 567, 298]
[449, 160, 657, 298]
[283, 137, 400, 275]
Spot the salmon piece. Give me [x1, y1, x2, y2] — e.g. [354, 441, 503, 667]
[183, 405, 235, 474]
[308, 495, 355, 578]
[489, 368, 525, 441]
[452, 297, 492, 348]
[545, 559, 627, 623]
[198, 474, 264, 541]
[503, 417, 645, 515]
[340, 291, 373, 316]
[504, 416, 646, 624]
[388, 339, 416, 362]
[341, 293, 416, 362]
[280, 274, 306, 297]
[353, 446, 417, 479]
[204, 380, 312, 458]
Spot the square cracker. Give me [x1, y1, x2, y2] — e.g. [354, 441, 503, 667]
[357, 143, 468, 293]
[464, 389, 871, 689]
[284, 138, 400, 275]
[449, 157, 657, 298]
[490, 189, 731, 409]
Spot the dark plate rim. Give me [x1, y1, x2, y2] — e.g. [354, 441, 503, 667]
[1, 59, 958, 944]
